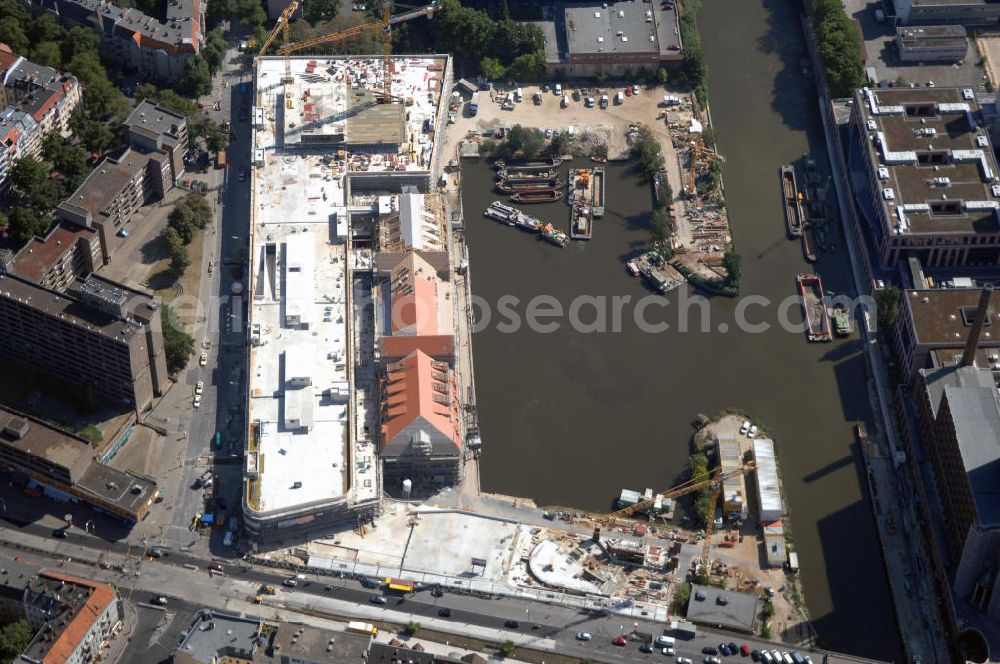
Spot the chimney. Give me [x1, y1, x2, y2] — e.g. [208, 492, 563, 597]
[961, 284, 993, 367]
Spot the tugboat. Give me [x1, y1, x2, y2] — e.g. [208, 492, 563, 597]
[539, 223, 569, 247]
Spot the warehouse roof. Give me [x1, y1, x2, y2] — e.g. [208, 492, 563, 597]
[565, 2, 660, 55]
[686, 584, 758, 633]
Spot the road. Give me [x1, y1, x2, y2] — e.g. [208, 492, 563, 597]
[0, 514, 881, 664]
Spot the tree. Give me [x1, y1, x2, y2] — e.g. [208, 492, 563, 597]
[631, 127, 663, 178]
[671, 581, 691, 614]
[233, 0, 266, 30]
[160, 304, 195, 373]
[687, 452, 712, 529]
[11, 157, 60, 210]
[43, 133, 90, 193]
[156, 90, 199, 118]
[169, 243, 191, 272]
[133, 83, 159, 104]
[480, 56, 505, 81]
[650, 206, 672, 248]
[8, 207, 49, 243]
[184, 193, 214, 228]
[30, 13, 65, 43]
[404, 621, 420, 636]
[504, 50, 545, 81]
[497, 640, 516, 658]
[658, 67, 668, 85]
[0, 17, 29, 54]
[0, 619, 33, 661]
[205, 0, 234, 29]
[71, 111, 114, 154]
[876, 285, 901, 333]
[179, 55, 212, 97]
[161, 227, 183, 252]
[202, 120, 228, 153]
[30, 41, 63, 68]
[722, 250, 741, 287]
[549, 132, 571, 156]
[304, 0, 339, 23]
[168, 204, 198, 243]
[202, 28, 228, 74]
[61, 26, 101, 63]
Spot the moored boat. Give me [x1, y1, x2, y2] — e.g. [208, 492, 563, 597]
[569, 204, 593, 240]
[591, 166, 605, 218]
[494, 157, 561, 171]
[484, 207, 515, 225]
[781, 165, 804, 238]
[512, 189, 562, 203]
[797, 273, 832, 342]
[540, 223, 569, 247]
[801, 226, 818, 262]
[513, 210, 542, 232]
[626, 260, 640, 276]
[832, 303, 851, 337]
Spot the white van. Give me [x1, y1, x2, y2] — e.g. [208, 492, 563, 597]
[515, 87, 523, 102]
[655, 636, 675, 647]
[615, 90, 625, 105]
[554, 83, 562, 96]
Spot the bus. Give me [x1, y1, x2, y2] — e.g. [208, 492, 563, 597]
[385, 577, 416, 593]
[347, 621, 378, 637]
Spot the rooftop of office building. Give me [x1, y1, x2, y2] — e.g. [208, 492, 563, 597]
[562, 1, 672, 55]
[904, 287, 1000, 345]
[247, 56, 446, 516]
[856, 86, 1000, 235]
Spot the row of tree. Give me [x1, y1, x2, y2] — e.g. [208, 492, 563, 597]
[161, 303, 195, 373]
[678, 0, 708, 105]
[162, 193, 214, 272]
[811, 0, 865, 97]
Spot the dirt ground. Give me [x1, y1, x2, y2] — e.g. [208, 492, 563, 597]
[977, 37, 1000, 89]
[698, 414, 812, 646]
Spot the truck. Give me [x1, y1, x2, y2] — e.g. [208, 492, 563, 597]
[216, 150, 227, 169]
[669, 620, 697, 640]
[469, 92, 479, 117]
[347, 621, 378, 637]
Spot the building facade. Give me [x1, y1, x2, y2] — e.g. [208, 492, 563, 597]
[24, 0, 205, 82]
[124, 100, 188, 184]
[892, 0, 1000, 25]
[915, 364, 1000, 621]
[0, 273, 167, 411]
[0, 107, 39, 189]
[19, 570, 121, 664]
[895, 25, 969, 62]
[849, 87, 1000, 269]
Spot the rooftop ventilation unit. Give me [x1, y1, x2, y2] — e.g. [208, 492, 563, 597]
[883, 188, 895, 200]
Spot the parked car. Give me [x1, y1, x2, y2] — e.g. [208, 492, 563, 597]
[751, 651, 761, 662]
[663, 647, 675, 656]
[702, 647, 719, 656]
[438, 608, 451, 617]
[576, 632, 592, 641]
[677, 658, 693, 664]
[719, 644, 731, 657]
[199, 352, 208, 366]
[705, 658, 721, 664]
[612, 636, 627, 647]
[369, 595, 386, 604]
[748, 425, 758, 438]
[283, 579, 297, 587]
[208, 562, 224, 572]
[640, 643, 654, 653]
[741, 645, 751, 657]
[739, 420, 750, 435]
[150, 548, 165, 558]
[52, 529, 68, 539]
[152, 596, 168, 605]
[195, 380, 204, 395]
[504, 620, 520, 629]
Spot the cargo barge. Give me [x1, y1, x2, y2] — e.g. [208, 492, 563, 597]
[512, 189, 561, 203]
[494, 157, 561, 171]
[781, 165, 804, 238]
[797, 273, 832, 342]
[496, 178, 563, 194]
[591, 166, 605, 218]
[569, 204, 593, 240]
[801, 226, 818, 262]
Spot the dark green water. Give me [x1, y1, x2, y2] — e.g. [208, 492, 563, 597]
[460, 1, 899, 659]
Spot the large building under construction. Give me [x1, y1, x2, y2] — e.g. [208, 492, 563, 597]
[242, 55, 458, 548]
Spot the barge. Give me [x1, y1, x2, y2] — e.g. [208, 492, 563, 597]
[801, 226, 818, 262]
[591, 166, 605, 218]
[496, 178, 563, 194]
[512, 189, 561, 203]
[569, 205, 593, 240]
[832, 304, 851, 337]
[781, 165, 804, 238]
[484, 207, 515, 225]
[494, 157, 561, 171]
[797, 273, 832, 342]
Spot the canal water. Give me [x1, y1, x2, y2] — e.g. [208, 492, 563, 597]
[460, 0, 898, 659]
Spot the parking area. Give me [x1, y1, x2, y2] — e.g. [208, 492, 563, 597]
[842, 0, 987, 88]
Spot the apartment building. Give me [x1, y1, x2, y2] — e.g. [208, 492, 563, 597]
[0, 107, 39, 189]
[56, 147, 172, 265]
[124, 100, 188, 183]
[892, 286, 1000, 383]
[0, 406, 158, 521]
[1, 221, 102, 291]
[19, 570, 121, 664]
[25, 0, 205, 82]
[849, 87, 1000, 269]
[0, 272, 167, 411]
[0, 43, 81, 138]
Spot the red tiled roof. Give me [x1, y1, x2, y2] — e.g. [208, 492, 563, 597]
[380, 335, 454, 361]
[37, 570, 115, 664]
[380, 350, 461, 453]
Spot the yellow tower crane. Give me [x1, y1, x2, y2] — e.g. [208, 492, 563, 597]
[277, 2, 440, 103]
[594, 460, 756, 567]
[254, 0, 300, 86]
